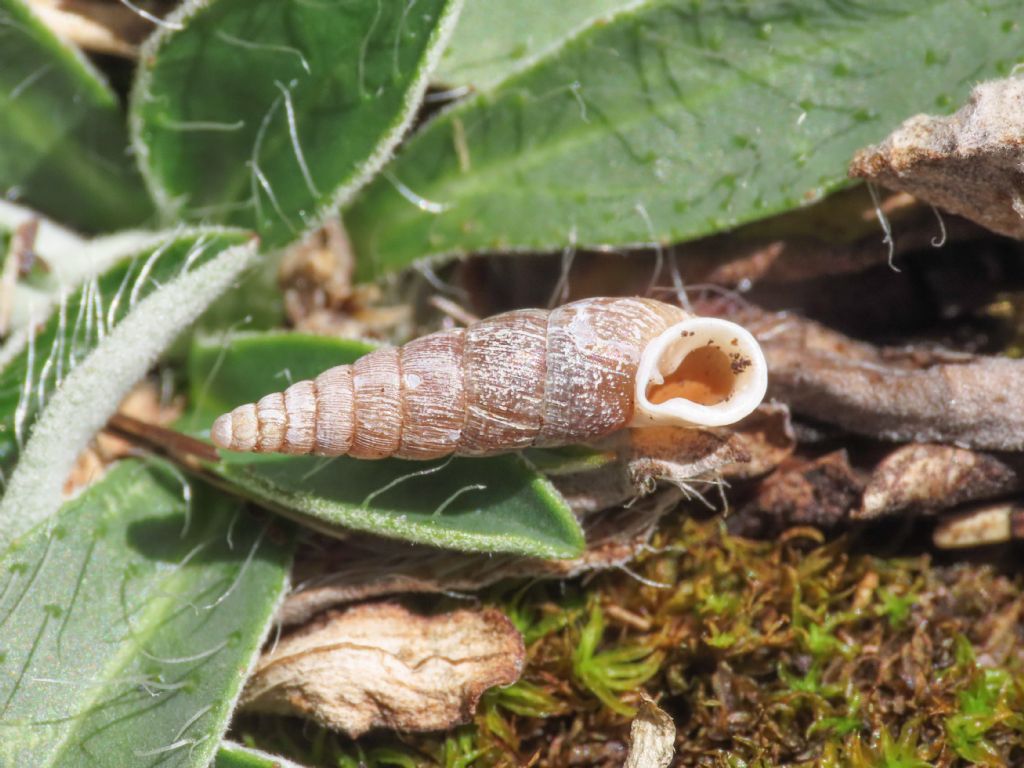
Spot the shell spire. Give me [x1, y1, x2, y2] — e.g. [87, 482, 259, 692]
[210, 297, 768, 460]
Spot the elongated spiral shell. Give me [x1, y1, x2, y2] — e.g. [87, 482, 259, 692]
[210, 297, 768, 460]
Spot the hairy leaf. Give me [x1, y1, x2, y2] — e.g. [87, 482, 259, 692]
[188, 332, 584, 558]
[132, 0, 463, 248]
[436, 0, 630, 90]
[346, 0, 1024, 280]
[0, 0, 153, 230]
[216, 742, 307, 768]
[0, 460, 292, 767]
[0, 230, 257, 548]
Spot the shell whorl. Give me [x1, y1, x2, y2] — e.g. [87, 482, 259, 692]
[210, 297, 768, 459]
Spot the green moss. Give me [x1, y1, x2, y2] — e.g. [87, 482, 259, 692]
[571, 603, 663, 717]
[232, 517, 1024, 766]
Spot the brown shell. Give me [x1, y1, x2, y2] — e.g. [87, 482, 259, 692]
[212, 297, 687, 460]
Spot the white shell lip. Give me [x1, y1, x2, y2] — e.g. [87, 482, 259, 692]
[630, 317, 768, 428]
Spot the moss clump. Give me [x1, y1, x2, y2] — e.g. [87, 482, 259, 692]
[233, 517, 1024, 766]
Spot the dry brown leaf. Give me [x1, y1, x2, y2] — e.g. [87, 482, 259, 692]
[736, 450, 865, 534]
[709, 301, 1024, 451]
[933, 502, 1024, 549]
[242, 603, 524, 736]
[63, 379, 182, 495]
[976, 599, 1023, 668]
[623, 695, 676, 768]
[279, 218, 408, 338]
[280, 490, 681, 626]
[713, 404, 796, 479]
[858, 443, 1024, 519]
[851, 75, 1024, 240]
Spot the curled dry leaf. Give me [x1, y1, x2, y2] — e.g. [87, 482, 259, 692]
[711, 301, 1024, 451]
[933, 501, 1024, 550]
[624, 696, 676, 768]
[280, 490, 682, 627]
[241, 603, 524, 737]
[858, 443, 1024, 519]
[851, 75, 1024, 240]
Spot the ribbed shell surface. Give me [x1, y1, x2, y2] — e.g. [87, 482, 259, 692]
[537, 297, 685, 446]
[228, 297, 688, 459]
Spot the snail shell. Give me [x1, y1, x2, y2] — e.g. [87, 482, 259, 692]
[210, 297, 768, 460]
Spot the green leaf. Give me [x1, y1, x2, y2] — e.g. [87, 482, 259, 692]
[0, 0, 153, 231]
[131, 0, 464, 248]
[187, 331, 584, 559]
[436, 0, 630, 91]
[0, 460, 292, 767]
[0, 229, 257, 548]
[346, 0, 1024, 280]
[522, 445, 616, 476]
[216, 742, 308, 768]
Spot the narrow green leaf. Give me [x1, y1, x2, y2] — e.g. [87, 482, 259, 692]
[0, 460, 292, 767]
[216, 742, 307, 768]
[0, 0, 153, 231]
[188, 332, 584, 559]
[131, 0, 464, 248]
[436, 0, 630, 91]
[347, 0, 1024, 280]
[0, 230, 258, 548]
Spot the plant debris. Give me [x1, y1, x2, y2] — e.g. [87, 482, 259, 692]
[278, 218, 409, 338]
[733, 450, 865, 536]
[851, 75, 1024, 240]
[858, 443, 1024, 519]
[63, 379, 182, 495]
[241, 603, 525, 737]
[933, 502, 1024, 549]
[234, 516, 1024, 766]
[711, 404, 797, 479]
[624, 696, 676, 768]
[711, 301, 1024, 451]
